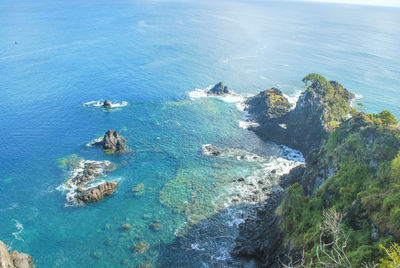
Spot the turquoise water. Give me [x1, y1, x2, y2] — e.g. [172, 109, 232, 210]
[1, 0, 400, 267]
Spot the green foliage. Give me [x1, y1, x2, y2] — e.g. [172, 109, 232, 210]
[368, 110, 399, 126]
[302, 73, 352, 128]
[380, 243, 400, 268]
[280, 114, 400, 266]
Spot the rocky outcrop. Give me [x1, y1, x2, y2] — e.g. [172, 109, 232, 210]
[0, 240, 33, 268]
[247, 74, 354, 157]
[71, 160, 115, 187]
[103, 99, 112, 108]
[76, 181, 118, 204]
[207, 82, 231, 95]
[94, 130, 126, 153]
[245, 88, 291, 121]
[63, 160, 118, 205]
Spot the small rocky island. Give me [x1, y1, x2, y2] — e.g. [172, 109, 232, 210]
[207, 82, 231, 95]
[0, 240, 33, 268]
[64, 160, 119, 205]
[103, 99, 112, 108]
[93, 130, 126, 153]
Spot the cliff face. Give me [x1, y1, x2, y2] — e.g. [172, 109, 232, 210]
[234, 74, 400, 266]
[0, 241, 33, 268]
[248, 73, 354, 157]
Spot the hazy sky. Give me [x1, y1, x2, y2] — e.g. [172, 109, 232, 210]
[299, 0, 400, 7]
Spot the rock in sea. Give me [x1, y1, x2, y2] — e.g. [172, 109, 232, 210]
[75, 181, 119, 204]
[207, 82, 231, 95]
[201, 144, 222, 156]
[93, 130, 126, 153]
[103, 99, 112, 108]
[0, 240, 34, 268]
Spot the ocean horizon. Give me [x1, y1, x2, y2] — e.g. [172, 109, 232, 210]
[1, 0, 399, 267]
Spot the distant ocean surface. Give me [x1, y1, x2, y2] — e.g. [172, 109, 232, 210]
[0, 0, 399, 267]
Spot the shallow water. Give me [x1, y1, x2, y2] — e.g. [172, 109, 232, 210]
[1, 0, 400, 267]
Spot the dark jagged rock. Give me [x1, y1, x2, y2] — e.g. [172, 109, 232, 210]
[63, 160, 117, 205]
[247, 74, 354, 157]
[76, 181, 118, 204]
[103, 99, 112, 108]
[232, 166, 306, 267]
[207, 82, 231, 95]
[0, 240, 34, 268]
[94, 130, 126, 153]
[71, 161, 115, 187]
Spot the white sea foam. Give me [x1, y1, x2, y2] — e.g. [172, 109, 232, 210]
[12, 220, 24, 241]
[83, 100, 128, 108]
[203, 145, 304, 208]
[350, 93, 363, 107]
[86, 136, 103, 147]
[283, 90, 302, 109]
[188, 85, 246, 108]
[238, 120, 260, 129]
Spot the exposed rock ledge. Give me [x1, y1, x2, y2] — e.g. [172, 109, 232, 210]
[0, 240, 33, 268]
[93, 130, 127, 153]
[76, 181, 118, 204]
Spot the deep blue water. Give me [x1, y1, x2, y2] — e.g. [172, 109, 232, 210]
[1, 0, 400, 267]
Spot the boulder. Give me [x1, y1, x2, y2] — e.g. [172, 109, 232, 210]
[76, 181, 118, 204]
[0, 240, 33, 268]
[207, 82, 231, 95]
[103, 100, 112, 108]
[94, 130, 126, 153]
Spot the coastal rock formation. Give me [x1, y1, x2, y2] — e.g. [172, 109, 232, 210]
[245, 88, 291, 121]
[71, 160, 115, 187]
[0, 240, 34, 268]
[62, 159, 118, 205]
[103, 99, 112, 108]
[76, 181, 118, 204]
[232, 166, 306, 267]
[247, 73, 354, 157]
[94, 130, 126, 153]
[234, 74, 400, 266]
[207, 82, 231, 95]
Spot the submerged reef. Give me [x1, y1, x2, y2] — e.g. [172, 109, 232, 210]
[234, 73, 400, 267]
[0, 240, 34, 268]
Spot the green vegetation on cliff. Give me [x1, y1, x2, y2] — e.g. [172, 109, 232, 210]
[302, 73, 354, 131]
[280, 110, 400, 265]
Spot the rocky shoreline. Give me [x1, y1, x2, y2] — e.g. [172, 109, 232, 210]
[232, 73, 357, 266]
[0, 240, 33, 268]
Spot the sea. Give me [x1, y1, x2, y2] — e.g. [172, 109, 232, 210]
[0, 0, 399, 267]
